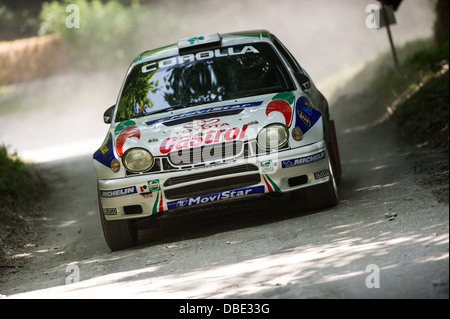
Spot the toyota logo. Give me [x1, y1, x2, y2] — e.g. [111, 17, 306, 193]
[177, 199, 188, 208]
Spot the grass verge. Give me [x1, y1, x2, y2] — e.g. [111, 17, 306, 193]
[0, 145, 47, 266]
[378, 38, 449, 150]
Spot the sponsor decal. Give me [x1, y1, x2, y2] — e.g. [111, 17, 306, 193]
[183, 118, 229, 131]
[265, 92, 294, 126]
[152, 191, 164, 214]
[93, 133, 116, 167]
[139, 180, 160, 196]
[141, 46, 260, 74]
[262, 174, 281, 193]
[167, 185, 265, 210]
[114, 120, 141, 157]
[297, 110, 311, 127]
[140, 192, 153, 199]
[145, 101, 263, 126]
[170, 118, 230, 136]
[100, 186, 137, 198]
[100, 144, 108, 154]
[260, 160, 275, 173]
[148, 179, 161, 191]
[102, 208, 117, 215]
[187, 36, 205, 45]
[160, 124, 248, 154]
[281, 151, 326, 168]
[139, 183, 148, 192]
[294, 97, 322, 135]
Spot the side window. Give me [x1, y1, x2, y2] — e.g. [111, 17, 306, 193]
[272, 36, 302, 73]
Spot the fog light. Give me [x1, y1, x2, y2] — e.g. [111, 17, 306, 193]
[292, 127, 303, 141]
[111, 159, 121, 172]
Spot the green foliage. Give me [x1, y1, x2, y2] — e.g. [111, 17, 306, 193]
[404, 39, 449, 71]
[395, 70, 449, 122]
[391, 39, 449, 149]
[0, 1, 43, 40]
[39, 0, 150, 69]
[372, 38, 449, 102]
[345, 36, 449, 150]
[0, 145, 40, 203]
[433, 0, 449, 46]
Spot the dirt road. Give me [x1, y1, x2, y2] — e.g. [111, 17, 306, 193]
[1, 70, 448, 299]
[0, 0, 447, 300]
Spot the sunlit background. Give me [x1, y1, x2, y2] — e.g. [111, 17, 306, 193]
[0, 0, 438, 162]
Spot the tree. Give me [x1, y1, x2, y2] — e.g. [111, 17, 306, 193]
[433, 0, 449, 45]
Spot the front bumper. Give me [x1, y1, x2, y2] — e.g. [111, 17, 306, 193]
[98, 140, 330, 221]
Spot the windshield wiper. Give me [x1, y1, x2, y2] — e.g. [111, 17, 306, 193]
[137, 105, 187, 117]
[144, 102, 207, 117]
[134, 100, 217, 119]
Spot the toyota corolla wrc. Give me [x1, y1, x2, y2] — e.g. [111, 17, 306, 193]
[93, 30, 342, 251]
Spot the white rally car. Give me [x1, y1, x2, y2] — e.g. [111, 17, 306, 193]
[93, 30, 342, 251]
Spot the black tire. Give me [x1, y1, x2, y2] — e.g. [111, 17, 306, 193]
[328, 141, 341, 184]
[306, 158, 339, 210]
[98, 196, 138, 251]
[328, 120, 342, 183]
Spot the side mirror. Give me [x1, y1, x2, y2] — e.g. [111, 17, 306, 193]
[295, 73, 311, 92]
[103, 105, 115, 124]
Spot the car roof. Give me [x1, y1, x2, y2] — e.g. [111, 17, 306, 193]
[131, 29, 273, 65]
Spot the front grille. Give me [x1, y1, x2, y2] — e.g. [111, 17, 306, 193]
[168, 141, 244, 167]
[164, 164, 259, 187]
[125, 140, 290, 176]
[164, 174, 261, 199]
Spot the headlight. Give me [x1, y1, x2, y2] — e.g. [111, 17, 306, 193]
[257, 124, 289, 150]
[122, 148, 154, 172]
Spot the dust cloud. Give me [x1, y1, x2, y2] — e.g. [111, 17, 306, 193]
[142, 0, 436, 93]
[0, 0, 436, 162]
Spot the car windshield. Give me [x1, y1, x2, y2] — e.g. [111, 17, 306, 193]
[115, 42, 295, 121]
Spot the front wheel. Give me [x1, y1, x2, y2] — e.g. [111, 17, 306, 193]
[306, 158, 339, 210]
[98, 196, 138, 251]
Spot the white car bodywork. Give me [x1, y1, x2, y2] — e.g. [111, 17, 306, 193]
[93, 30, 341, 250]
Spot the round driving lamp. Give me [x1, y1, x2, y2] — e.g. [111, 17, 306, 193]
[122, 148, 154, 172]
[111, 159, 121, 173]
[257, 124, 289, 150]
[292, 127, 303, 141]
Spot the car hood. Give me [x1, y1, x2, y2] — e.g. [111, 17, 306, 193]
[111, 91, 321, 157]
